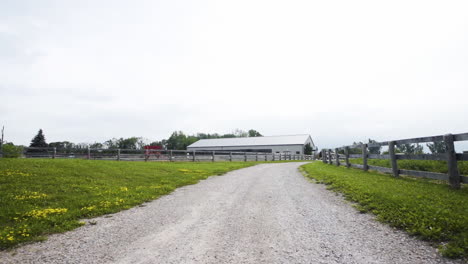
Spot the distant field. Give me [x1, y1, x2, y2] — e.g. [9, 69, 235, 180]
[0, 159, 258, 249]
[301, 162, 468, 258]
[349, 158, 468, 175]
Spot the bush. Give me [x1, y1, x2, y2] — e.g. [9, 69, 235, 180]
[1, 143, 23, 158]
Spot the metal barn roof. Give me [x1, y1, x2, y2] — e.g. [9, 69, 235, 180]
[187, 135, 313, 148]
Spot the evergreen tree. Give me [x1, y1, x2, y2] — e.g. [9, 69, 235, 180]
[304, 143, 313, 155]
[30, 129, 48, 148]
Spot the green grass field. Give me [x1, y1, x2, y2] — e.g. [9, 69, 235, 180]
[349, 158, 468, 175]
[301, 162, 468, 258]
[0, 159, 257, 249]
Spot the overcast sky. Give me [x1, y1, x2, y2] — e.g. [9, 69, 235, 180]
[1, 0, 468, 149]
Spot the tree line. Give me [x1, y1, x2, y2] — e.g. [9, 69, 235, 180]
[343, 139, 447, 155]
[0, 128, 264, 157]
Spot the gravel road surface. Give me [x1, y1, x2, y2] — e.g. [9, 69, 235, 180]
[0, 162, 462, 264]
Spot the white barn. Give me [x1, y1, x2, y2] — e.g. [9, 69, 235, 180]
[187, 134, 316, 155]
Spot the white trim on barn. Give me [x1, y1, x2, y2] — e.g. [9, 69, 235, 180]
[187, 134, 316, 155]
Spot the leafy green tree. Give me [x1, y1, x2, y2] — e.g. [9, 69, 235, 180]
[30, 129, 48, 148]
[73, 143, 90, 150]
[368, 139, 381, 154]
[248, 129, 262, 137]
[221, 133, 236, 138]
[233, 129, 248, 137]
[104, 138, 118, 149]
[103, 137, 137, 149]
[149, 140, 167, 149]
[414, 143, 424, 154]
[2, 143, 23, 158]
[304, 143, 313, 155]
[185, 136, 198, 148]
[427, 141, 446, 154]
[89, 142, 103, 149]
[349, 141, 363, 154]
[118, 137, 140, 149]
[197, 133, 222, 139]
[397, 143, 424, 154]
[166, 131, 188, 150]
[49, 141, 74, 149]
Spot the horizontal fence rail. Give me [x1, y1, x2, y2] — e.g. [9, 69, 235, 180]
[11, 147, 314, 163]
[321, 132, 468, 189]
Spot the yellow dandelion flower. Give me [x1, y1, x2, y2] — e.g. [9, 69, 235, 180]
[26, 208, 68, 218]
[81, 205, 96, 211]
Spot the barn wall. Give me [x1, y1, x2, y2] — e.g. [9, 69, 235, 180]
[187, 145, 305, 154]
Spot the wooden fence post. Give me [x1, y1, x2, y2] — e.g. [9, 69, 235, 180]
[322, 149, 326, 163]
[279, 154, 282, 161]
[212, 151, 215, 162]
[265, 154, 267, 161]
[256, 153, 258, 161]
[345, 147, 350, 168]
[117, 149, 121, 161]
[444, 134, 461, 189]
[53, 147, 56, 159]
[388, 141, 399, 177]
[244, 152, 247, 162]
[169, 150, 173, 162]
[328, 149, 332, 165]
[229, 152, 232, 162]
[192, 151, 196, 162]
[335, 148, 340, 166]
[362, 144, 368, 171]
[272, 154, 275, 161]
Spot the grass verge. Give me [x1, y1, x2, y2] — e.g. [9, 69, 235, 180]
[349, 158, 468, 175]
[301, 162, 468, 259]
[0, 159, 257, 249]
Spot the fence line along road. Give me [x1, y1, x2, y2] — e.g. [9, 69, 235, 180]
[321, 132, 468, 189]
[17, 147, 314, 163]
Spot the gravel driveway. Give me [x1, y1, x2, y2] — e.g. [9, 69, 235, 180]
[0, 162, 462, 264]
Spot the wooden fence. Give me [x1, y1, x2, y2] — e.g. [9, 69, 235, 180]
[321, 133, 468, 189]
[20, 147, 314, 162]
